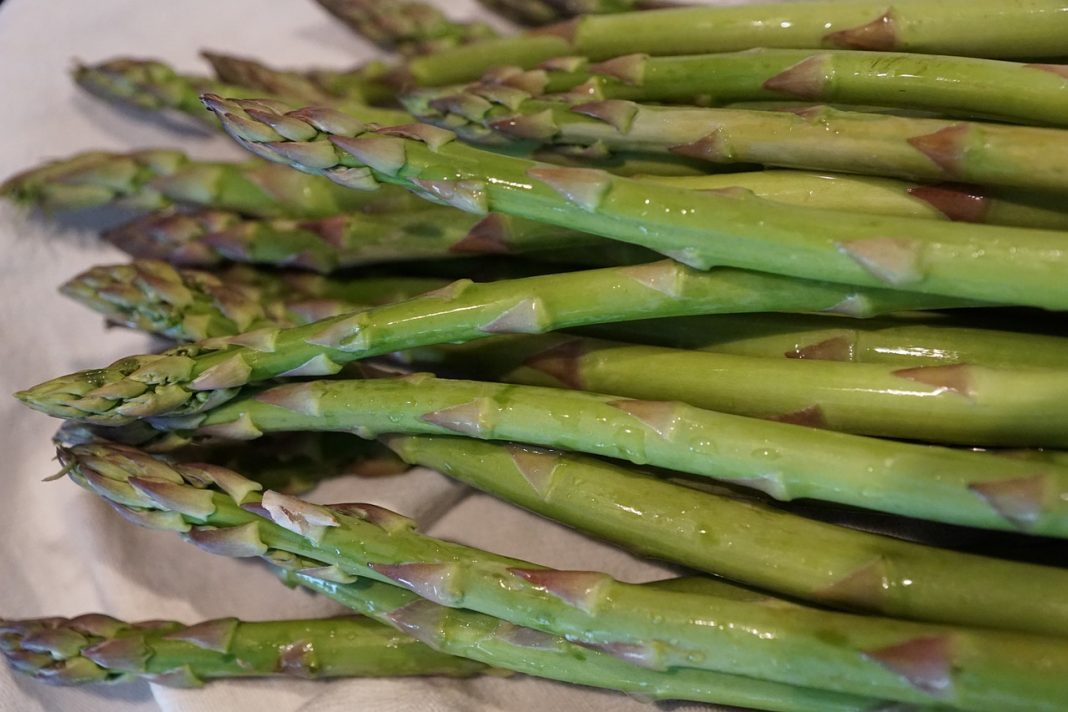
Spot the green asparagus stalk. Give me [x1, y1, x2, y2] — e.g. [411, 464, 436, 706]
[0, 149, 421, 217]
[412, 333, 1068, 446]
[0, 613, 485, 685]
[58, 442, 1068, 710]
[315, 0, 497, 56]
[384, 433, 1068, 635]
[376, 0, 1068, 90]
[206, 96, 1068, 309]
[152, 374, 1068, 536]
[644, 173, 1068, 230]
[475, 48, 1068, 127]
[73, 58, 408, 128]
[413, 92, 1068, 194]
[582, 312, 1068, 370]
[477, 0, 675, 25]
[17, 257, 977, 424]
[100, 205, 639, 273]
[59, 260, 447, 341]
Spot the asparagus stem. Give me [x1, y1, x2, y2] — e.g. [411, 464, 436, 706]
[385, 433, 1068, 635]
[581, 312, 1068, 370]
[101, 205, 638, 273]
[152, 374, 1068, 536]
[486, 48, 1068, 127]
[315, 0, 497, 56]
[413, 333, 1068, 447]
[412, 91, 1068, 194]
[58, 442, 1068, 711]
[391, 0, 1068, 88]
[0, 149, 422, 218]
[0, 613, 485, 685]
[17, 259, 975, 424]
[206, 96, 1068, 309]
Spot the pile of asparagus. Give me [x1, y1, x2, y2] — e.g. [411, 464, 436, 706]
[5, 0, 1068, 709]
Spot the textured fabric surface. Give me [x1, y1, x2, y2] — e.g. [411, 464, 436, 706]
[0, 0, 732, 709]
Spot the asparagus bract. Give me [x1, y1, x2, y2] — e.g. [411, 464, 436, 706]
[154, 375, 1068, 536]
[385, 433, 1068, 634]
[411, 93, 1068, 194]
[489, 48, 1068, 127]
[206, 97, 1068, 309]
[18, 259, 974, 424]
[0, 149, 421, 217]
[0, 614, 484, 685]
[315, 0, 497, 55]
[57, 442, 1068, 711]
[477, 0, 674, 25]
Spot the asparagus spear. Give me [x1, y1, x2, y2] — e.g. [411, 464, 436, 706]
[0, 613, 485, 685]
[58, 442, 1068, 710]
[412, 92, 1068, 194]
[59, 260, 447, 341]
[206, 97, 1068, 309]
[101, 205, 638, 272]
[148, 374, 1068, 536]
[74, 58, 408, 128]
[413, 333, 1068, 446]
[477, 48, 1068, 127]
[17, 257, 977, 424]
[477, 0, 675, 25]
[582, 312, 1068, 370]
[315, 0, 497, 56]
[385, 433, 1068, 634]
[0, 149, 422, 218]
[374, 0, 1068, 90]
[645, 173, 1068, 230]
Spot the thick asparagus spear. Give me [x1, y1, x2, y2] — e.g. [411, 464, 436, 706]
[412, 92, 1068, 194]
[414, 333, 1068, 446]
[385, 433, 1068, 634]
[206, 97, 1068, 309]
[17, 258, 977, 424]
[101, 206, 637, 272]
[148, 374, 1068, 536]
[315, 0, 497, 56]
[478, 48, 1068, 127]
[369, 0, 1068, 90]
[0, 613, 485, 685]
[58, 442, 1068, 710]
[0, 149, 421, 217]
[583, 312, 1068, 370]
[477, 0, 674, 25]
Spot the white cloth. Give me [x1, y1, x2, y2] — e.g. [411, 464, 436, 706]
[0, 0, 745, 709]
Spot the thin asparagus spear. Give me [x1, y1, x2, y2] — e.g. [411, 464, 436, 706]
[17, 258, 977, 424]
[477, 0, 675, 25]
[412, 333, 1068, 446]
[412, 92, 1068, 194]
[73, 58, 408, 128]
[100, 205, 636, 273]
[644, 173, 1068, 230]
[581, 312, 1068, 370]
[385, 433, 1068, 634]
[59, 260, 447, 341]
[153, 374, 1068, 536]
[315, 0, 497, 56]
[0, 149, 421, 217]
[206, 97, 1068, 309]
[0, 613, 485, 685]
[58, 442, 1068, 711]
[479, 48, 1068, 127]
[381, 0, 1068, 89]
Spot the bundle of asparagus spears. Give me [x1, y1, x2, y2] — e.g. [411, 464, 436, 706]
[4, 0, 1068, 709]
